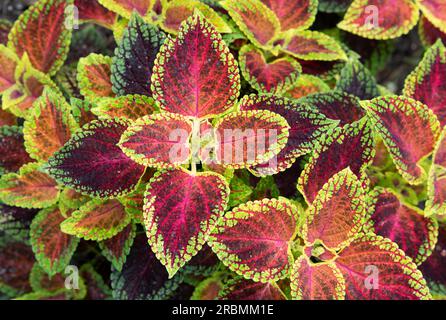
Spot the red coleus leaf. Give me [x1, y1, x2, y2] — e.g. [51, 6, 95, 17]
[99, 223, 136, 271]
[80, 265, 112, 300]
[0, 204, 37, 241]
[0, 126, 32, 175]
[8, 0, 73, 75]
[182, 244, 220, 277]
[403, 40, 446, 126]
[260, 0, 317, 32]
[61, 199, 131, 241]
[219, 277, 285, 300]
[212, 110, 290, 169]
[0, 45, 18, 94]
[119, 113, 192, 169]
[98, 0, 155, 19]
[111, 234, 182, 300]
[284, 75, 330, 100]
[363, 95, 440, 184]
[239, 94, 337, 175]
[152, 12, 240, 118]
[91, 94, 157, 121]
[299, 91, 365, 126]
[302, 168, 366, 250]
[0, 241, 34, 296]
[367, 188, 438, 265]
[335, 234, 431, 300]
[77, 54, 115, 102]
[419, 223, 446, 297]
[30, 207, 79, 276]
[209, 198, 299, 282]
[298, 118, 375, 204]
[23, 88, 78, 162]
[418, 0, 446, 34]
[239, 45, 302, 94]
[427, 127, 446, 215]
[144, 169, 229, 277]
[338, 0, 420, 40]
[419, 17, 446, 47]
[2, 56, 58, 118]
[335, 59, 380, 100]
[319, 0, 353, 13]
[160, 0, 231, 35]
[92, 95, 158, 121]
[47, 119, 146, 198]
[111, 13, 166, 97]
[279, 30, 347, 61]
[221, 0, 280, 50]
[74, 0, 117, 29]
[0, 163, 60, 209]
[290, 256, 345, 300]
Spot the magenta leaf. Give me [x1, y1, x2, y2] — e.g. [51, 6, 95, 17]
[47, 119, 146, 198]
[111, 13, 166, 97]
[367, 188, 438, 265]
[144, 169, 229, 277]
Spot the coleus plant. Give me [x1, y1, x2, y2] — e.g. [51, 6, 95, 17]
[0, 0, 445, 301]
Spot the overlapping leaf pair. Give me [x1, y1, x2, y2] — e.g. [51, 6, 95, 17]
[209, 169, 431, 300]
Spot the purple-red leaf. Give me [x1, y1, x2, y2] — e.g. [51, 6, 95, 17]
[338, 0, 420, 40]
[290, 256, 345, 300]
[363, 95, 440, 184]
[239, 45, 302, 94]
[260, 0, 317, 31]
[299, 91, 365, 126]
[152, 12, 240, 118]
[30, 207, 79, 276]
[111, 234, 182, 300]
[302, 168, 366, 251]
[403, 40, 446, 126]
[47, 119, 145, 198]
[219, 277, 285, 300]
